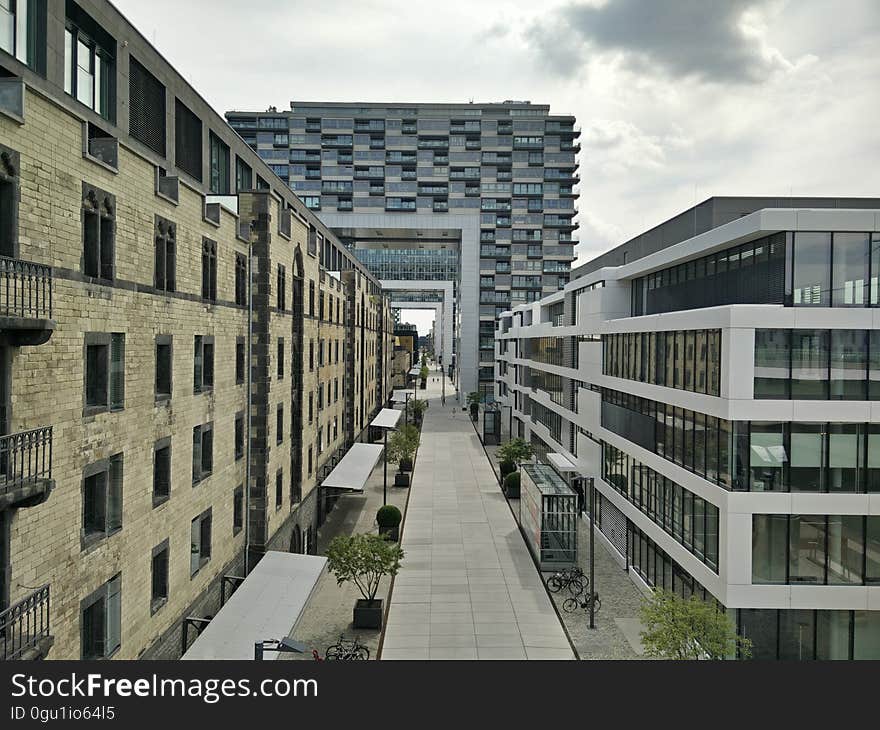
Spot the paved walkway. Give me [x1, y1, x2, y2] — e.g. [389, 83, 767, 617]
[381, 370, 574, 660]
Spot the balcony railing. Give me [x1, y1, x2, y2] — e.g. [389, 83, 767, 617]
[0, 257, 53, 322]
[0, 426, 53, 509]
[0, 584, 51, 660]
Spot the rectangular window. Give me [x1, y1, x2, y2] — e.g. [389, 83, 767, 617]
[752, 514, 788, 583]
[81, 574, 121, 659]
[236, 338, 245, 385]
[155, 335, 172, 401]
[84, 333, 124, 414]
[830, 329, 867, 400]
[153, 438, 171, 506]
[201, 238, 217, 302]
[193, 335, 214, 393]
[276, 404, 284, 445]
[277, 338, 284, 379]
[276, 469, 283, 510]
[65, 9, 114, 121]
[192, 423, 213, 485]
[82, 454, 123, 541]
[154, 216, 176, 292]
[190, 509, 212, 576]
[175, 98, 202, 181]
[792, 232, 831, 306]
[277, 265, 286, 310]
[235, 412, 244, 461]
[82, 183, 115, 280]
[209, 131, 230, 194]
[150, 541, 169, 612]
[235, 157, 252, 192]
[754, 329, 790, 399]
[235, 252, 247, 306]
[233, 485, 244, 535]
[789, 514, 826, 583]
[832, 232, 869, 306]
[790, 329, 829, 399]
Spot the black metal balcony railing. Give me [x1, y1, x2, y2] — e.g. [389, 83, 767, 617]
[0, 257, 53, 321]
[0, 426, 53, 497]
[0, 584, 50, 660]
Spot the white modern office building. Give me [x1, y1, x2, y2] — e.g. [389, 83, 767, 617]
[495, 196, 880, 659]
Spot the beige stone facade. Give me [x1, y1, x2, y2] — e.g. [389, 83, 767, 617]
[0, 0, 394, 660]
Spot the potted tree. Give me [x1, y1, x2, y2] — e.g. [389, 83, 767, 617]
[407, 398, 427, 427]
[376, 504, 402, 542]
[466, 391, 481, 422]
[327, 533, 404, 630]
[503, 471, 521, 499]
[419, 364, 429, 389]
[496, 438, 533, 492]
[389, 424, 419, 485]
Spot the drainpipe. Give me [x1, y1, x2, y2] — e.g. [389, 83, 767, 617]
[244, 238, 253, 575]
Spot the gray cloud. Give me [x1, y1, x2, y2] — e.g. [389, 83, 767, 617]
[529, 0, 791, 83]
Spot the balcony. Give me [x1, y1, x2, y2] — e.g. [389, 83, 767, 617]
[0, 584, 52, 660]
[0, 427, 54, 511]
[0, 258, 55, 346]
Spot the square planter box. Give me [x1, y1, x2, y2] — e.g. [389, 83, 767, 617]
[353, 599, 383, 630]
[394, 472, 410, 488]
[380, 525, 400, 541]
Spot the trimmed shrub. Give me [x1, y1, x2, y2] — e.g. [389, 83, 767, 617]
[376, 504, 402, 529]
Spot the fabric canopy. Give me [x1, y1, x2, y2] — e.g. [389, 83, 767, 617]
[371, 408, 402, 429]
[321, 442, 384, 491]
[547, 452, 580, 473]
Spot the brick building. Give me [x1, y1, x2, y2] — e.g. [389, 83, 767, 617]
[0, 0, 392, 659]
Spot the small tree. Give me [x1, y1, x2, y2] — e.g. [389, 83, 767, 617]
[327, 533, 404, 603]
[388, 424, 419, 469]
[497, 438, 533, 467]
[406, 398, 428, 425]
[419, 365, 429, 381]
[639, 589, 751, 660]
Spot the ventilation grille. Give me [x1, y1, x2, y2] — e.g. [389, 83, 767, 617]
[175, 98, 202, 181]
[129, 58, 166, 156]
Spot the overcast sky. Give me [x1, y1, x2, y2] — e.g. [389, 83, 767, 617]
[114, 0, 880, 332]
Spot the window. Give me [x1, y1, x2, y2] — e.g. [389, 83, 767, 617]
[277, 338, 284, 379]
[129, 56, 165, 155]
[791, 330, 829, 399]
[153, 438, 171, 506]
[277, 265, 286, 310]
[201, 238, 217, 302]
[82, 454, 123, 543]
[793, 232, 831, 306]
[190, 509, 212, 576]
[309, 280, 315, 316]
[235, 252, 247, 305]
[235, 412, 244, 461]
[193, 335, 214, 393]
[64, 6, 114, 121]
[234, 485, 244, 535]
[308, 392, 313, 423]
[82, 183, 115, 280]
[235, 157, 252, 192]
[309, 339, 314, 371]
[150, 541, 169, 613]
[81, 574, 121, 659]
[307, 446, 313, 475]
[276, 469, 283, 510]
[155, 335, 172, 401]
[192, 423, 213, 485]
[0, 0, 45, 71]
[209, 131, 230, 194]
[175, 98, 202, 181]
[277, 404, 284, 444]
[236, 337, 245, 384]
[84, 332, 124, 415]
[154, 216, 176, 292]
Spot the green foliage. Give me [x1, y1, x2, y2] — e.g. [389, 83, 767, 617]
[466, 391, 482, 408]
[504, 471, 520, 491]
[421, 353, 427, 366]
[376, 504, 402, 528]
[499, 460, 517, 479]
[419, 365, 429, 380]
[406, 398, 427, 421]
[388, 424, 420, 465]
[639, 589, 751, 660]
[327, 533, 404, 602]
[496, 438, 533, 465]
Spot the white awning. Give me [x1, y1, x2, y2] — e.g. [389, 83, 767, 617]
[321, 442, 384, 491]
[408, 367, 421, 376]
[371, 408, 402, 430]
[547, 452, 579, 473]
[391, 389, 412, 403]
[181, 551, 326, 660]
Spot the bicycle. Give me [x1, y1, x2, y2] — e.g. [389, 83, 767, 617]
[324, 634, 370, 660]
[562, 592, 601, 615]
[547, 566, 589, 595]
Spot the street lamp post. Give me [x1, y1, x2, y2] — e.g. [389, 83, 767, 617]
[588, 476, 596, 630]
[383, 427, 388, 506]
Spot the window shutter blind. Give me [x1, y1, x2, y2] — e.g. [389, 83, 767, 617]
[109, 334, 124, 409]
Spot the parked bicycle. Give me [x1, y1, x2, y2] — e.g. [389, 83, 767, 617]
[324, 634, 370, 660]
[562, 592, 601, 615]
[547, 566, 589, 595]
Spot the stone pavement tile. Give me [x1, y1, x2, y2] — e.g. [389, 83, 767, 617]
[382, 634, 431, 649]
[478, 646, 528, 660]
[429, 634, 477, 648]
[475, 634, 526, 648]
[524, 646, 575, 660]
[382, 648, 430, 660]
[429, 647, 478, 660]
